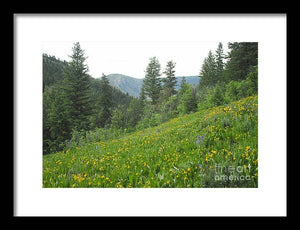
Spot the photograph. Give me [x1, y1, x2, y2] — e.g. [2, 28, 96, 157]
[42, 40, 258, 188]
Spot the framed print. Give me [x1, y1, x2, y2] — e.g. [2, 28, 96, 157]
[14, 14, 287, 216]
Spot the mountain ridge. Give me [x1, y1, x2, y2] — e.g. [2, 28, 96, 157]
[106, 73, 200, 97]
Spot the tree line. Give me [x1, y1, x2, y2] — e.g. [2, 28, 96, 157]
[43, 42, 258, 155]
[43, 43, 133, 154]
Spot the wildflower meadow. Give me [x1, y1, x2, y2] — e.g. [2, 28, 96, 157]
[43, 95, 258, 188]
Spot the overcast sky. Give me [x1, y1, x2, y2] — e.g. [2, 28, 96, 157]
[42, 41, 229, 79]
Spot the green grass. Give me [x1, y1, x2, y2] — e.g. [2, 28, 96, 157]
[43, 95, 258, 188]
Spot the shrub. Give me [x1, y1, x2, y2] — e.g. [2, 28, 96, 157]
[111, 106, 128, 129]
[178, 85, 198, 115]
[207, 84, 224, 107]
[225, 80, 240, 102]
[136, 113, 162, 130]
[64, 127, 130, 150]
[161, 95, 179, 122]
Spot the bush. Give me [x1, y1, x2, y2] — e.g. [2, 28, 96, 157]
[207, 84, 224, 107]
[224, 66, 257, 103]
[246, 65, 258, 93]
[136, 113, 162, 130]
[178, 84, 198, 115]
[238, 78, 253, 98]
[111, 105, 128, 129]
[161, 95, 178, 122]
[225, 80, 240, 102]
[64, 127, 130, 151]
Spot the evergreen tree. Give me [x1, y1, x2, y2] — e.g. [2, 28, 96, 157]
[43, 83, 72, 153]
[142, 57, 162, 104]
[43, 85, 55, 154]
[246, 65, 258, 93]
[161, 94, 179, 121]
[179, 77, 188, 93]
[127, 98, 144, 128]
[224, 42, 258, 82]
[209, 84, 224, 106]
[139, 85, 146, 115]
[43, 54, 67, 92]
[111, 105, 127, 129]
[162, 60, 177, 97]
[178, 84, 197, 115]
[95, 73, 113, 128]
[139, 85, 146, 106]
[215, 42, 225, 83]
[63, 42, 93, 131]
[89, 77, 133, 112]
[199, 50, 217, 89]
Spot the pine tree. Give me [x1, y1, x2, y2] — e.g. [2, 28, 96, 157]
[139, 85, 146, 110]
[44, 83, 72, 153]
[162, 60, 177, 97]
[95, 73, 113, 128]
[127, 98, 143, 128]
[209, 84, 224, 106]
[224, 42, 258, 82]
[179, 77, 188, 93]
[199, 50, 217, 89]
[142, 57, 162, 104]
[178, 83, 197, 115]
[111, 105, 127, 129]
[43, 54, 67, 92]
[215, 42, 225, 83]
[63, 42, 93, 131]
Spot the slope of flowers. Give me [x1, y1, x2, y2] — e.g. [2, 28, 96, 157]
[43, 95, 258, 188]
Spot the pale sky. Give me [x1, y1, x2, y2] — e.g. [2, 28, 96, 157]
[42, 41, 229, 79]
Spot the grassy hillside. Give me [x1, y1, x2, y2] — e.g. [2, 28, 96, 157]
[43, 95, 258, 188]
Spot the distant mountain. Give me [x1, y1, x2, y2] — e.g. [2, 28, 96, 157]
[107, 74, 143, 97]
[174, 76, 200, 90]
[107, 74, 200, 97]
